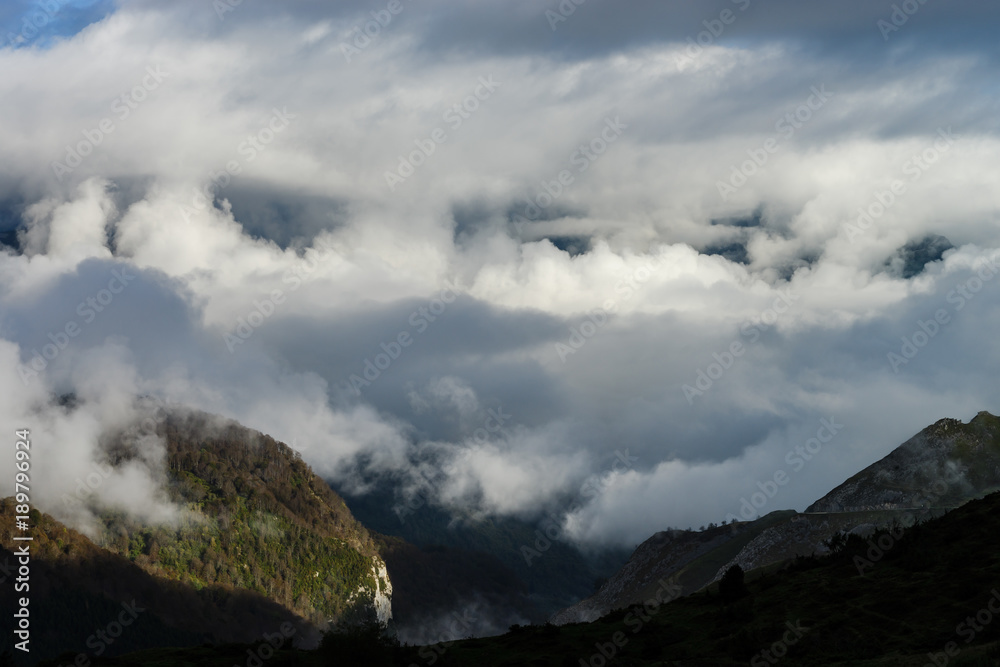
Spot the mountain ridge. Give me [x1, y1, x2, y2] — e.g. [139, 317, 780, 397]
[553, 410, 1000, 625]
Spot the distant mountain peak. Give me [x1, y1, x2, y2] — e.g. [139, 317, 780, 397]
[553, 410, 1000, 626]
[807, 410, 1000, 513]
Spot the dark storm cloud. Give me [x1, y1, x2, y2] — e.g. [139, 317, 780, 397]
[144, 0, 1000, 61]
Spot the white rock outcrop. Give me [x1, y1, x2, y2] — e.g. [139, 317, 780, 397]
[371, 557, 393, 624]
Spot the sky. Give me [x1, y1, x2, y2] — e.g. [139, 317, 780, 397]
[0, 0, 999, 548]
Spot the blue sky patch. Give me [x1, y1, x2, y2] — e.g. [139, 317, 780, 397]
[0, 0, 114, 50]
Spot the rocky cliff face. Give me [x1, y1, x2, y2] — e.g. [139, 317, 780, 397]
[370, 558, 394, 624]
